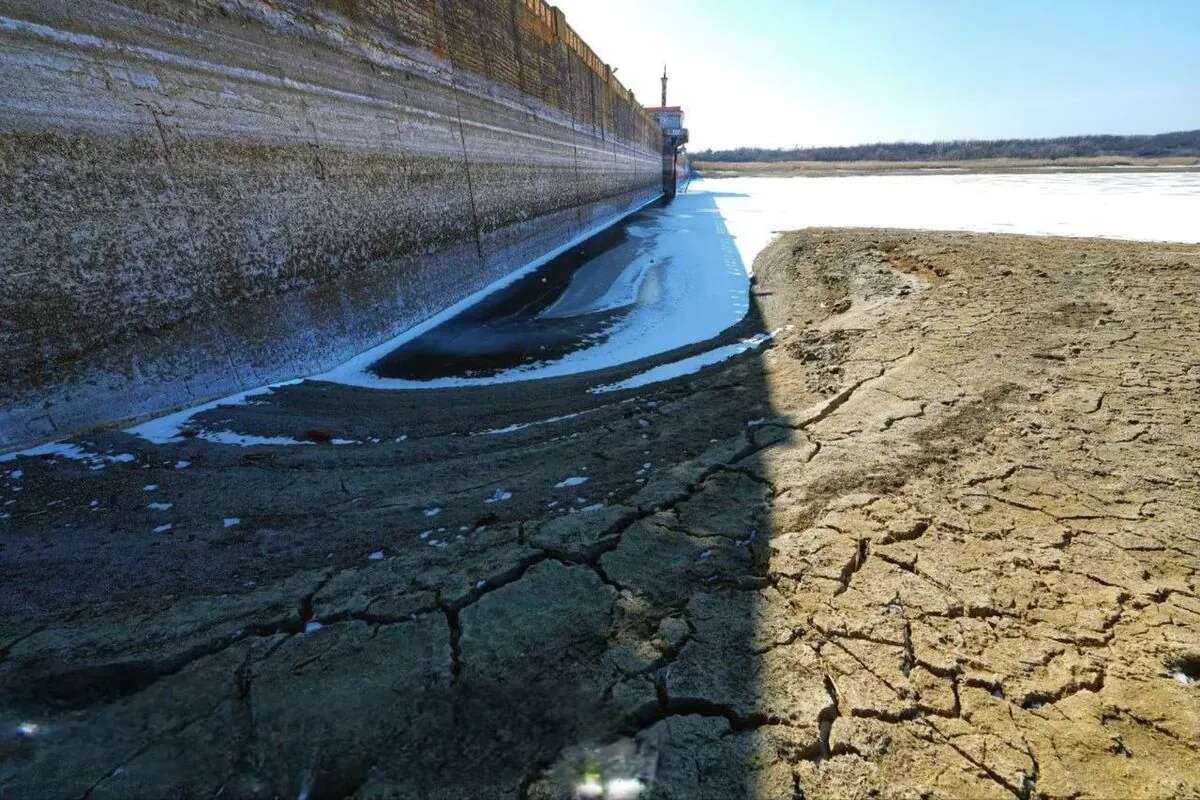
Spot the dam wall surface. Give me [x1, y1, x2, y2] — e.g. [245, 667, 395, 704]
[0, 0, 664, 448]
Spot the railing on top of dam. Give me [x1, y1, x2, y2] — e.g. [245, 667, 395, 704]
[524, 0, 557, 28]
[521, 0, 644, 118]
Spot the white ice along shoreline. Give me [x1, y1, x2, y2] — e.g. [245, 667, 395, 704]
[127, 380, 303, 445]
[590, 332, 777, 394]
[0, 441, 137, 467]
[109, 193, 667, 446]
[5, 171, 1192, 455]
[317, 171, 1200, 391]
[314, 185, 752, 391]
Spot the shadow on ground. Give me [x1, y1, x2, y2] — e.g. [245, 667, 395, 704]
[0, 192, 798, 799]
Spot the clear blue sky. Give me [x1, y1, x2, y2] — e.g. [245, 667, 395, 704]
[553, 0, 1200, 151]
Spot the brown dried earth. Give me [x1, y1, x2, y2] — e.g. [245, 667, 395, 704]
[1, 229, 1198, 799]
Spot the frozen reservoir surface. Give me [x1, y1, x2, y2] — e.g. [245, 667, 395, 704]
[321, 186, 751, 388]
[118, 170, 1200, 443]
[324, 170, 1200, 389]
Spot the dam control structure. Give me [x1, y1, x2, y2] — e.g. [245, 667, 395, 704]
[0, 0, 689, 449]
[646, 66, 690, 199]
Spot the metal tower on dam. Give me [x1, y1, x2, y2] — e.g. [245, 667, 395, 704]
[646, 66, 690, 198]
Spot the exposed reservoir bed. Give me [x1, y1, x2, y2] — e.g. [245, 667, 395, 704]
[4, 228, 1199, 799]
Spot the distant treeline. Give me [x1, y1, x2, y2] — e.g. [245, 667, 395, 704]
[694, 129, 1200, 163]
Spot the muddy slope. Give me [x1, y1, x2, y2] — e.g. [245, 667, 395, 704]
[2, 229, 1198, 799]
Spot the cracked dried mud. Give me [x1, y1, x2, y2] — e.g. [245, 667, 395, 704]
[2, 229, 1199, 799]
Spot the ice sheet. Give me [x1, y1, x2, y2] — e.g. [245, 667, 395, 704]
[326, 171, 1200, 390]
[114, 171, 1200, 442]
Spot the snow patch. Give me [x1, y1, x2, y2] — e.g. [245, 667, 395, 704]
[147, 502, 173, 511]
[606, 778, 645, 800]
[591, 332, 775, 393]
[197, 430, 314, 447]
[576, 778, 604, 799]
[484, 489, 512, 504]
[125, 380, 302, 444]
[223, 518, 241, 528]
[474, 410, 591, 436]
[15, 721, 42, 738]
[153, 523, 173, 534]
[555, 476, 590, 488]
[0, 442, 136, 468]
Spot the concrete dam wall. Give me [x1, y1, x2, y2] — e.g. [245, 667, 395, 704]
[0, 0, 665, 448]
